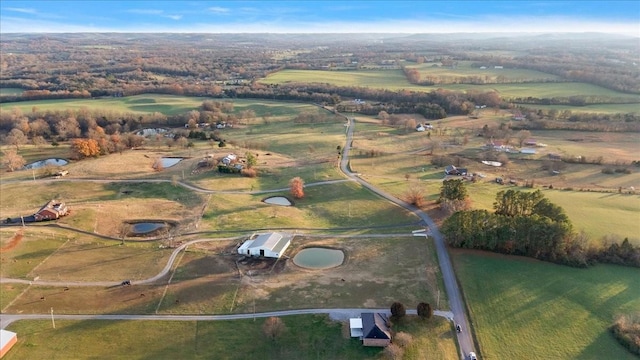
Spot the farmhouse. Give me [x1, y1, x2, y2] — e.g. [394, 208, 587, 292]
[444, 165, 467, 176]
[349, 313, 391, 347]
[237, 232, 291, 258]
[34, 200, 68, 221]
[0, 329, 17, 358]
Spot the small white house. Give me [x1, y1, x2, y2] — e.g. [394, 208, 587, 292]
[238, 232, 291, 258]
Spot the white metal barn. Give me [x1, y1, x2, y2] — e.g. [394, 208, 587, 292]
[237, 232, 291, 258]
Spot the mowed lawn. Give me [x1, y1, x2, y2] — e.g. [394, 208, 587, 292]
[4, 315, 457, 360]
[453, 251, 640, 360]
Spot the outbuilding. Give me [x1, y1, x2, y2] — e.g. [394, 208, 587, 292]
[0, 329, 17, 358]
[237, 232, 291, 258]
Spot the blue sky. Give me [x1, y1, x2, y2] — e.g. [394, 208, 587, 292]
[1, 1, 638, 34]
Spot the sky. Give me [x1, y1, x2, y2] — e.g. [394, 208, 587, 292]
[1, 1, 639, 35]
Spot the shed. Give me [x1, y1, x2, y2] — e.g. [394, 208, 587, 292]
[237, 232, 291, 258]
[349, 318, 364, 338]
[520, 148, 537, 154]
[0, 330, 17, 358]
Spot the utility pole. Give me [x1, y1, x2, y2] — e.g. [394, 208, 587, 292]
[50, 307, 56, 329]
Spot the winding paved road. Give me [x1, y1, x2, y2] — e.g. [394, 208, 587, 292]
[1, 115, 474, 359]
[340, 117, 475, 358]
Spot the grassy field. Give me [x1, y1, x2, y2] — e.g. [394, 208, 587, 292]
[4, 315, 457, 360]
[406, 61, 561, 82]
[0, 226, 170, 282]
[259, 69, 639, 102]
[0, 88, 24, 96]
[200, 181, 421, 234]
[514, 103, 640, 114]
[345, 117, 640, 243]
[0, 95, 329, 117]
[453, 250, 640, 360]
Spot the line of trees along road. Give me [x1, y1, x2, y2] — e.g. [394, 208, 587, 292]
[441, 188, 640, 268]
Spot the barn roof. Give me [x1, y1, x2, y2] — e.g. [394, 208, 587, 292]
[248, 232, 289, 253]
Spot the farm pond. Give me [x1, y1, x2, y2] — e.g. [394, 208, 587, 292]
[24, 158, 68, 169]
[293, 247, 344, 269]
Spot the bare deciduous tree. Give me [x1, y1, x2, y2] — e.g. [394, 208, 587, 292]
[262, 316, 286, 341]
[2, 149, 26, 171]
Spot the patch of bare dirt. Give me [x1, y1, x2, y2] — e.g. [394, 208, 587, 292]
[0, 229, 23, 252]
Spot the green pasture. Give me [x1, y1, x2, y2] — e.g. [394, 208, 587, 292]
[462, 182, 640, 244]
[201, 181, 421, 233]
[30, 240, 169, 282]
[261, 68, 411, 88]
[191, 162, 344, 192]
[0, 181, 203, 219]
[259, 69, 639, 102]
[0, 283, 28, 310]
[4, 315, 457, 360]
[0, 227, 169, 282]
[543, 190, 640, 244]
[406, 61, 561, 82]
[0, 95, 328, 118]
[514, 102, 640, 114]
[0, 229, 67, 279]
[454, 251, 640, 360]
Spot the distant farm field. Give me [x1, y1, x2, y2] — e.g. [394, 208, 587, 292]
[0, 88, 24, 96]
[260, 69, 639, 102]
[406, 61, 561, 82]
[0, 95, 328, 117]
[453, 251, 640, 360]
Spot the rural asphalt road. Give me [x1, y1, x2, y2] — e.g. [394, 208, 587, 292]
[1, 115, 474, 359]
[340, 116, 475, 359]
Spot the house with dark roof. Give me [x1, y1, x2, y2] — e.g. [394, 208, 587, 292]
[237, 232, 291, 258]
[444, 165, 467, 176]
[359, 313, 392, 347]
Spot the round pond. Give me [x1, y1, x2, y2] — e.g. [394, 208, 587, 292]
[293, 247, 344, 269]
[24, 158, 68, 169]
[263, 196, 293, 206]
[161, 157, 183, 168]
[127, 222, 169, 236]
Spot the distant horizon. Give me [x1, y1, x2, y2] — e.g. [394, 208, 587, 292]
[1, 1, 638, 36]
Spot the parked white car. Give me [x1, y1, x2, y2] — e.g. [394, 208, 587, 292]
[469, 352, 477, 360]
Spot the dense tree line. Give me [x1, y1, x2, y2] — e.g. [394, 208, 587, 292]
[441, 189, 640, 267]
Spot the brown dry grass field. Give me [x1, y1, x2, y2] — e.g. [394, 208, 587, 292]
[1, 235, 443, 316]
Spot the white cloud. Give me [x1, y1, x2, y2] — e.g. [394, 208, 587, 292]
[208, 7, 230, 14]
[165, 14, 183, 21]
[4, 7, 37, 14]
[127, 9, 164, 15]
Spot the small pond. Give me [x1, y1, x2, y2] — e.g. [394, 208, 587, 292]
[263, 196, 293, 206]
[127, 222, 170, 237]
[24, 158, 68, 169]
[293, 247, 344, 269]
[161, 157, 183, 168]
